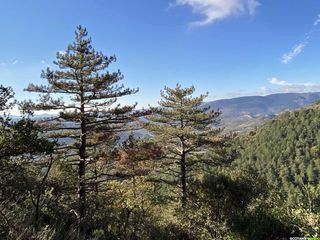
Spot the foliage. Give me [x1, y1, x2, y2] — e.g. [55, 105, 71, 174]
[22, 25, 139, 237]
[144, 84, 222, 205]
[237, 104, 320, 236]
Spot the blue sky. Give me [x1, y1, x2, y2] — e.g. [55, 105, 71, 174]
[1, 0, 320, 113]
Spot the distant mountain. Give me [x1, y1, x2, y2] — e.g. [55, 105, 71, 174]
[9, 92, 320, 134]
[10, 113, 56, 121]
[203, 92, 320, 133]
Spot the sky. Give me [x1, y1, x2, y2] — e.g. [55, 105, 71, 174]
[1, 0, 320, 114]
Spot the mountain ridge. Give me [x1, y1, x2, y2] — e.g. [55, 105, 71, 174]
[10, 92, 320, 133]
[203, 92, 320, 132]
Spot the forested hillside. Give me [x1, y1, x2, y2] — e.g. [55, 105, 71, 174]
[236, 104, 320, 234]
[238, 103, 320, 205]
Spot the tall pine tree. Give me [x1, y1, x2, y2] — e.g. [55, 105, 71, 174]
[144, 84, 221, 206]
[23, 26, 138, 236]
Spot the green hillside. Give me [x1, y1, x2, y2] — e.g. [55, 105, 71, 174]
[237, 103, 320, 212]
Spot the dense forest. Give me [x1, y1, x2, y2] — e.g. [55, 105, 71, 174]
[0, 26, 319, 239]
[236, 104, 320, 236]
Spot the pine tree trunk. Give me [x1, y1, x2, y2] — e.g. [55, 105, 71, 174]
[180, 112, 187, 207]
[78, 90, 87, 237]
[180, 152, 187, 207]
[34, 155, 53, 231]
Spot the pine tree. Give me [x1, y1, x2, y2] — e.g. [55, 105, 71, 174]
[144, 84, 221, 206]
[0, 86, 56, 236]
[23, 25, 138, 236]
[0, 85, 15, 123]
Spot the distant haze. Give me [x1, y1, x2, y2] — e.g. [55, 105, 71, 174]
[12, 92, 320, 134]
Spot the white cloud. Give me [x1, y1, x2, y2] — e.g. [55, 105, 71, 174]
[281, 43, 306, 64]
[314, 14, 320, 26]
[226, 78, 320, 99]
[12, 60, 18, 65]
[260, 86, 267, 91]
[269, 77, 290, 86]
[281, 14, 320, 64]
[173, 0, 260, 27]
[41, 60, 46, 64]
[268, 77, 320, 92]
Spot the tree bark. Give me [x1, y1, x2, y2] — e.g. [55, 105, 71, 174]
[180, 152, 187, 207]
[180, 104, 187, 207]
[79, 88, 87, 237]
[34, 155, 53, 231]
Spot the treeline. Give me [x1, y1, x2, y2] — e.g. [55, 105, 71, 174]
[0, 26, 318, 239]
